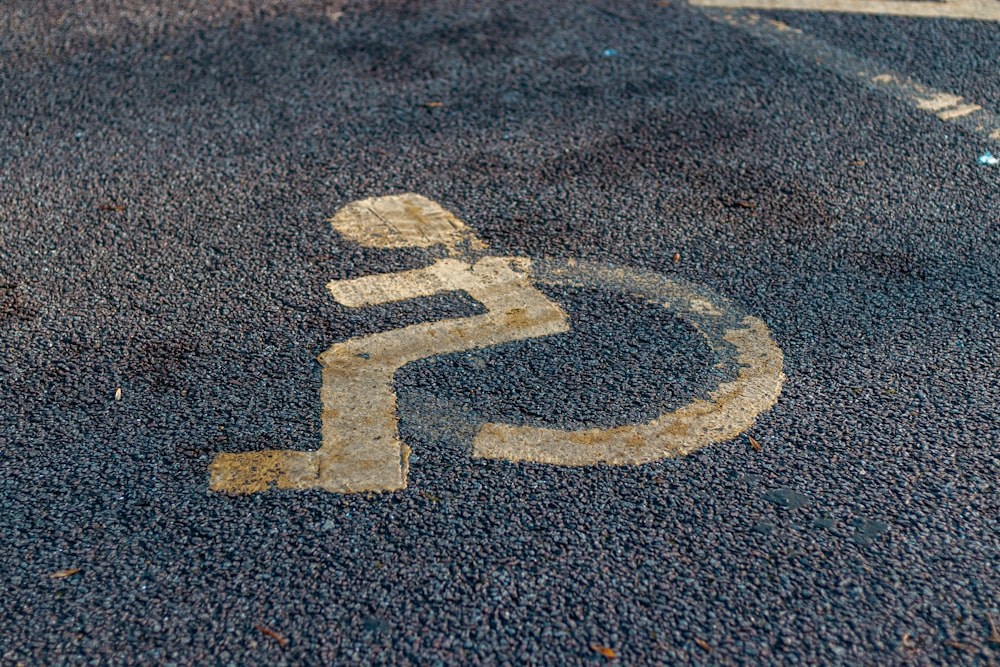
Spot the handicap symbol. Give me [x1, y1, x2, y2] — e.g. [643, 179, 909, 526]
[209, 194, 784, 494]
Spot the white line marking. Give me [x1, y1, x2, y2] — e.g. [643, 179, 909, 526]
[701, 10, 1000, 142]
[690, 0, 1000, 21]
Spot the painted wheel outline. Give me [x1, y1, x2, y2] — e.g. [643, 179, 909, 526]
[471, 258, 785, 465]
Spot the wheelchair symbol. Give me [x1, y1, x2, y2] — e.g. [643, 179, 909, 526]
[209, 194, 784, 494]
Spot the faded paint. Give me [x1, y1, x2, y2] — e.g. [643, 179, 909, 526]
[690, 0, 1000, 21]
[209, 257, 569, 494]
[209, 196, 785, 495]
[329, 193, 486, 253]
[703, 9, 1000, 144]
[916, 93, 965, 112]
[472, 260, 785, 465]
[473, 317, 784, 464]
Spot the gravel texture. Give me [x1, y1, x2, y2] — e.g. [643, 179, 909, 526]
[1, 0, 998, 664]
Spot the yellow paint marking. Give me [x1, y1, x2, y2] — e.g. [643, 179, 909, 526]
[686, 297, 724, 316]
[690, 0, 1000, 21]
[472, 260, 785, 465]
[915, 93, 965, 113]
[704, 10, 1000, 143]
[475, 318, 782, 464]
[768, 19, 799, 31]
[209, 256, 568, 494]
[329, 193, 486, 253]
[209, 195, 786, 494]
[936, 104, 981, 120]
[912, 91, 981, 119]
[327, 262, 456, 307]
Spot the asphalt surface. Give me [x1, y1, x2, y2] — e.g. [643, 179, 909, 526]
[2, 0, 999, 664]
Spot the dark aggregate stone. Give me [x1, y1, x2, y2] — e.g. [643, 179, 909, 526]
[1, 1, 999, 665]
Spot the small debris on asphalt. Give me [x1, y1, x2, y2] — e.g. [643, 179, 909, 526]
[977, 152, 998, 166]
[48, 568, 82, 579]
[672, 253, 681, 262]
[114, 387, 122, 401]
[944, 640, 977, 653]
[987, 614, 1000, 644]
[602, 49, 619, 57]
[695, 638, 713, 653]
[899, 632, 924, 657]
[98, 204, 126, 211]
[747, 434, 761, 451]
[326, 0, 346, 24]
[420, 101, 443, 109]
[590, 644, 616, 659]
[255, 624, 289, 647]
